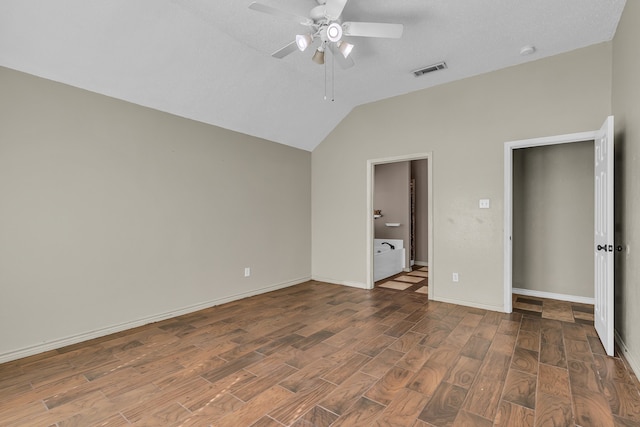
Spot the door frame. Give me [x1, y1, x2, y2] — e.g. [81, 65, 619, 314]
[503, 130, 599, 312]
[366, 152, 433, 299]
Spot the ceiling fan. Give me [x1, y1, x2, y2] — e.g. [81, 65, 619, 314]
[249, 0, 404, 69]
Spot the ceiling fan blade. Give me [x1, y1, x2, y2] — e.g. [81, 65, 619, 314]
[342, 22, 404, 39]
[272, 41, 299, 58]
[249, 2, 313, 26]
[328, 43, 355, 69]
[324, 0, 348, 20]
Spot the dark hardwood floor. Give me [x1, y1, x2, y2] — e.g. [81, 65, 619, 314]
[1, 280, 639, 426]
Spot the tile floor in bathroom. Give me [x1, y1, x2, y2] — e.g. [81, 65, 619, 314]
[376, 266, 428, 294]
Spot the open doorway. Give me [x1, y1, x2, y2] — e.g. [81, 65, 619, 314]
[366, 153, 433, 300]
[504, 117, 615, 355]
[510, 141, 595, 325]
[512, 141, 595, 303]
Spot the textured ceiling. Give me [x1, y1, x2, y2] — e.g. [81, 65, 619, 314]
[0, 0, 626, 151]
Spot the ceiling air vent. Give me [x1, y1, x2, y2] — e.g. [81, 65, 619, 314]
[412, 62, 447, 77]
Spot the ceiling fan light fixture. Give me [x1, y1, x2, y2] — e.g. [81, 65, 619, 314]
[312, 46, 325, 64]
[337, 40, 354, 58]
[296, 33, 313, 51]
[326, 22, 343, 42]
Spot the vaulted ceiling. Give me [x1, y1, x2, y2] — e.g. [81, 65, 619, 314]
[0, 0, 626, 151]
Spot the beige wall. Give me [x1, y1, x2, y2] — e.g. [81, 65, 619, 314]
[312, 42, 612, 309]
[512, 142, 594, 298]
[412, 159, 429, 264]
[612, 1, 640, 374]
[374, 162, 410, 266]
[0, 67, 311, 361]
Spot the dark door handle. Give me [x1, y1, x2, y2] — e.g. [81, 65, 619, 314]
[597, 244, 620, 252]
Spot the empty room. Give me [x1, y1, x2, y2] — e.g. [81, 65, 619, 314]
[2, 1, 640, 426]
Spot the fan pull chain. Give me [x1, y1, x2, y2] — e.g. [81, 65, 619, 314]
[324, 49, 327, 101]
[321, 42, 335, 101]
[331, 44, 335, 102]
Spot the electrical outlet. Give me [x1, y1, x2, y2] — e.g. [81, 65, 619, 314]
[244, 267, 251, 277]
[452, 272, 459, 282]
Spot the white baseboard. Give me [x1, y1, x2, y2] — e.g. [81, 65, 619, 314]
[0, 277, 310, 364]
[615, 330, 640, 378]
[311, 276, 370, 290]
[512, 288, 595, 305]
[414, 261, 429, 267]
[432, 296, 504, 313]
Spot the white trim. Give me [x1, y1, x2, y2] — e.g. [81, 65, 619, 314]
[512, 288, 595, 305]
[506, 131, 596, 148]
[414, 261, 429, 267]
[615, 330, 640, 378]
[504, 142, 513, 313]
[312, 276, 369, 289]
[432, 296, 503, 313]
[366, 152, 433, 301]
[504, 129, 600, 313]
[0, 277, 310, 364]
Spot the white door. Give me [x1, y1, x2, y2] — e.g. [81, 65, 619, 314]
[594, 116, 614, 356]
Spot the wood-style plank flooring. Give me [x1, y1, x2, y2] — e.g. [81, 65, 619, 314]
[1, 280, 639, 426]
